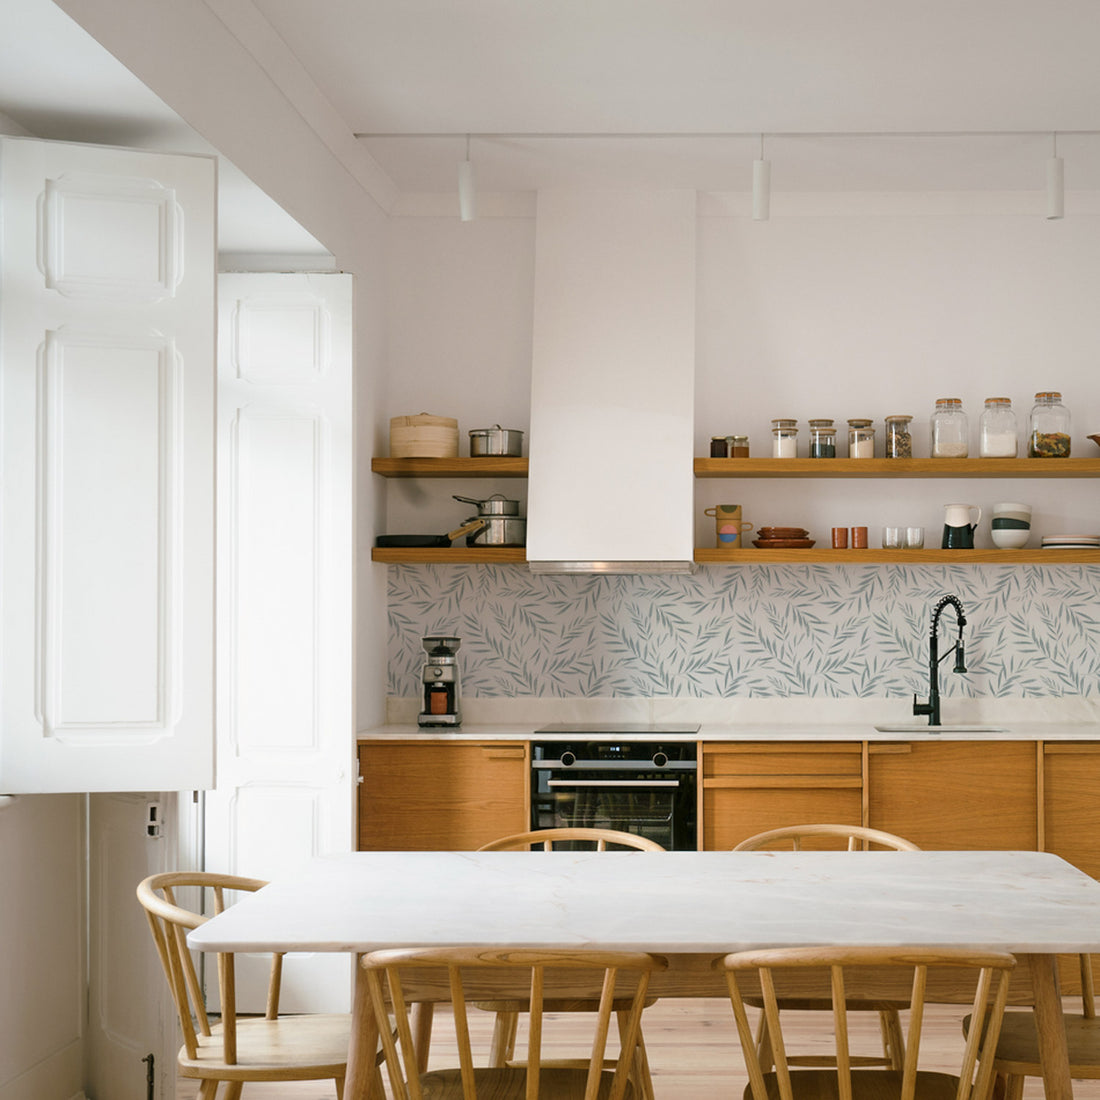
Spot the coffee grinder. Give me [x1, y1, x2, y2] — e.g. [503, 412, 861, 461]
[418, 635, 462, 727]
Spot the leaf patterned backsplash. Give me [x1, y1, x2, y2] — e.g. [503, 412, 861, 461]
[388, 564, 1100, 698]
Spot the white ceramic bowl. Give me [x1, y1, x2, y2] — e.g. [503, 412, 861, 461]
[992, 528, 1030, 549]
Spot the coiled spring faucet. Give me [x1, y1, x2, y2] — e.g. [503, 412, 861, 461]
[912, 595, 967, 727]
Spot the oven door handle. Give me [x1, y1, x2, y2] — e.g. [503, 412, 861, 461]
[546, 779, 682, 789]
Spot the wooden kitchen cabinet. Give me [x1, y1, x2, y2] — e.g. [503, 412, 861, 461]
[867, 741, 1039, 850]
[1043, 743, 1100, 880]
[702, 743, 863, 850]
[357, 740, 529, 850]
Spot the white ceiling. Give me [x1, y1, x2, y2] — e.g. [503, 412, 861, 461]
[4, 0, 1100, 245]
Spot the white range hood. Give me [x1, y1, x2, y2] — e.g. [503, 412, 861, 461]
[526, 190, 697, 574]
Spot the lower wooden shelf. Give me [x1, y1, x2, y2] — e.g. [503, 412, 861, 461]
[371, 546, 527, 564]
[694, 548, 1100, 564]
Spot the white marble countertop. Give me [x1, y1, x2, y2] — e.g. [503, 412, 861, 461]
[359, 721, 1100, 742]
[189, 849, 1100, 956]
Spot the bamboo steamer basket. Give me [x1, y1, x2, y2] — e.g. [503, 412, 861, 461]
[390, 413, 459, 458]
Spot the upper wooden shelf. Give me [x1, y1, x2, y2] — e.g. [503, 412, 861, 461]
[372, 457, 528, 478]
[694, 457, 1100, 479]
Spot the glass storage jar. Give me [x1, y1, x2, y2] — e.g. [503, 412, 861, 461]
[1028, 391, 1071, 457]
[710, 436, 728, 457]
[730, 434, 750, 458]
[884, 415, 914, 458]
[808, 422, 837, 458]
[930, 398, 969, 458]
[979, 397, 1018, 458]
[847, 418, 875, 459]
[771, 418, 798, 458]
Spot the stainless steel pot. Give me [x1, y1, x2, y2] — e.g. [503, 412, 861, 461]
[453, 493, 520, 517]
[469, 425, 524, 457]
[462, 514, 526, 546]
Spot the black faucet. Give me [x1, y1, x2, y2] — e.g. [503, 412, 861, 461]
[912, 595, 967, 727]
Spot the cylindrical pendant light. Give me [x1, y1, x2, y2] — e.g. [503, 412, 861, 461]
[1046, 133, 1064, 220]
[752, 134, 770, 221]
[459, 134, 476, 222]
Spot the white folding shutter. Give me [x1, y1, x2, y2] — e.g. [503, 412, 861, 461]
[204, 272, 354, 1012]
[0, 136, 215, 793]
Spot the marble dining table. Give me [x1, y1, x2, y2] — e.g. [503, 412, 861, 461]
[188, 848, 1100, 1100]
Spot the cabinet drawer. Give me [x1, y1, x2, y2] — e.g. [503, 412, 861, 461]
[703, 742, 862, 779]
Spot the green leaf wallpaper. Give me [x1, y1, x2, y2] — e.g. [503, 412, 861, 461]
[387, 564, 1100, 698]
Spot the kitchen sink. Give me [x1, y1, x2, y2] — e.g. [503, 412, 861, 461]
[874, 724, 1008, 734]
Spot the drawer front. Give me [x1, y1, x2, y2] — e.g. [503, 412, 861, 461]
[703, 742, 862, 779]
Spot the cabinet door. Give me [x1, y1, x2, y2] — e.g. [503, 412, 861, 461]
[1044, 743, 1100, 880]
[358, 741, 528, 851]
[868, 742, 1038, 850]
[702, 743, 863, 851]
[0, 136, 215, 792]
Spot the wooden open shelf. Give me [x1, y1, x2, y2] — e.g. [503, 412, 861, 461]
[371, 546, 527, 564]
[695, 548, 1100, 564]
[694, 457, 1100, 479]
[372, 457, 528, 478]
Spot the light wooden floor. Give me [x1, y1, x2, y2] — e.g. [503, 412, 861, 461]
[176, 998, 1100, 1099]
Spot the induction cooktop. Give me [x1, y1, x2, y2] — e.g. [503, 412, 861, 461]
[532, 722, 700, 735]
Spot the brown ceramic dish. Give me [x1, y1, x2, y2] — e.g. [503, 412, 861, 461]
[752, 538, 816, 548]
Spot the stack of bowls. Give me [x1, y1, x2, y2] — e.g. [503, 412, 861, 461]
[991, 503, 1031, 549]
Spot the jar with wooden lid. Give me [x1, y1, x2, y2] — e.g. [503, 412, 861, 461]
[884, 415, 913, 459]
[1028, 391, 1071, 457]
[847, 418, 875, 459]
[808, 421, 837, 458]
[771, 418, 798, 458]
[979, 397, 1018, 458]
[930, 398, 968, 458]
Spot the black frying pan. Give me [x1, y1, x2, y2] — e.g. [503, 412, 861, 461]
[375, 518, 486, 548]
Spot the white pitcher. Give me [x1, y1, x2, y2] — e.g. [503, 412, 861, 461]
[942, 503, 982, 549]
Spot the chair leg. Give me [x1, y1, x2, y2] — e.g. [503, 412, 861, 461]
[879, 1008, 906, 1070]
[489, 1010, 519, 1067]
[197, 1081, 220, 1100]
[1003, 1074, 1025, 1100]
[616, 1009, 656, 1100]
[223, 1083, 243, 1100]
[335, 1072, 345, 1100]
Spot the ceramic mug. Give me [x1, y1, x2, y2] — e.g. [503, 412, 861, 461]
[705, 505, 754, 549]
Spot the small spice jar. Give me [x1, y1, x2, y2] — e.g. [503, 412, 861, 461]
[884, 415, 914, 459]
[1029, 391, 1071, 457]
[930, 398, 969, 458]
[771, 418, 798, 458]
[808, 419, 837, 458]
[847, 418, 875, 459]
[979, 397, 1018, 458]
[709, 436, 728, 458]
[730, 434, 750, 458]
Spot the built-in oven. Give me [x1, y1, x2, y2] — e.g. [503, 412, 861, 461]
[531, 724, 699, 851]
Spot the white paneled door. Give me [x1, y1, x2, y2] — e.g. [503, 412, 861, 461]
[0, 136, 215, 793]
[205, 273, 355, 1012]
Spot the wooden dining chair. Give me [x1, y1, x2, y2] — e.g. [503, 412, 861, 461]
[474, 827, 663, 1099]
[722, 945, 1015, 1100]
[363, 945, 665, 1100]
[477, 827, 666, 852]
[733, 824, 921, 1073]
[137, 871, 358, 1100]
[964, 953, 1100, 1100]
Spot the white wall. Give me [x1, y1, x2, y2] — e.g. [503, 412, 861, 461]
[384, 193, 1100, 551]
